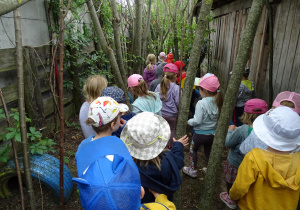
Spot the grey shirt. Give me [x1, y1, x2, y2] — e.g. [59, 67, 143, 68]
[79, 102, 96, 139]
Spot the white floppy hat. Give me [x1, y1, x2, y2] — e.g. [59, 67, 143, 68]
[120, 112, 171, 160]
[253, 106, 300, 151]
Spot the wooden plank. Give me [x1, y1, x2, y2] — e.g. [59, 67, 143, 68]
[213, 0, 253, 17]
[223, 14, 233, 87]
[282, 0, 300, 92]
[0, 48, 16, 73]
[272, 0, 292, 97]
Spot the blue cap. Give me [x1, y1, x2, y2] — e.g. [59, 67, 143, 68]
[101, 86, 126, 103]
[73, 137, 141, 210]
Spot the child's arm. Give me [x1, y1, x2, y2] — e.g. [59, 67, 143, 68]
[149, 189, 176, 210]
[143, 69, 148, 82]
[169, 135, 189, 170]
[229, 151, 257, 201]
[225, 127, 243, 148]
[187, 101, 204, 126]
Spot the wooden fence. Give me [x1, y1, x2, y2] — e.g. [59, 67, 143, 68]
[209, 0, 300, 101]
[0, 45, 76, 138]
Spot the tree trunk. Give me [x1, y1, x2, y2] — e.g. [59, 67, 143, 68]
[142, 0, 152, 60]
[14, 8, 36, 210]
[133, 0, 143, 74]
[110, 0, 127, 86]
[198, 0, 264, 209]
[0, 0, 32, 16]
[0, 88, 25, 210]
[172, 0, 180, 61]
[175, 0, 213, 139]
[265, 0, 273, 107]
[87, 0, 129, 102]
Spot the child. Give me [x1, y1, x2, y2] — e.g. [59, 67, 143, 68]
[183, 73, 223, 178]
[77, 96, 128, 152]
[156, 52, 167, 66]
[155, 63, 180, 149]
[149, 62, 168, 92]
[166, 53, 174, 64]
[232, 67, 255, 126]
[229, 107, 300, 209]
[100, 86, 136, 138]
[240, 91, 300, 155]
[143, 54, 157, 86]
[73, 109, 175, 209]
[127, 74, 162, 115]
[220, 99, 268, 209]
[120, 112, 189, 203]
[79, 75, 107, 138]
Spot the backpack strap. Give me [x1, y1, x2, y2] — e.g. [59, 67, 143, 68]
[140, 202, 170, 210]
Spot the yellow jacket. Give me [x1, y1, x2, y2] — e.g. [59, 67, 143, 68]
[140, 194, 176, 210]
[230, 148, 300, 210]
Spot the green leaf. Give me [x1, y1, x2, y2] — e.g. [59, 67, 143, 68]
[7, 127, 16, 132]
[29, 127, 36, 133]
[64, 157, 69, 164]
[36, 149, 43, 155]
[15, 132, 21, 142]
[5, 132, 16, 140]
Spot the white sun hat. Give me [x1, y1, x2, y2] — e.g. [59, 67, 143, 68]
[120, 112, 171, 160]
[253, 106, 300, 151]
[88, 96, 129, 127]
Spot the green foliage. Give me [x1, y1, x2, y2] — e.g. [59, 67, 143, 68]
[66, 121, 80, 130]
[0, 109, 56, 162]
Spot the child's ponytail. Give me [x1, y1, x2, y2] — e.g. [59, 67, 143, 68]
[146, 54, 156, 71]
[160, 72, 176, 101]
[215, 91, 224, 114]
[132, 79, 156, 100]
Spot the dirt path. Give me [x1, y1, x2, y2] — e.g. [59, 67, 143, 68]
[0, 116, 230, 210]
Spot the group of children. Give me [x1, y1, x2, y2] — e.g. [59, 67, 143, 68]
[75, 52, 300, 210]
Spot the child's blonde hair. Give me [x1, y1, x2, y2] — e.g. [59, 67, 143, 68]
[199, 87, 223, 114]
[131, 79, 156, 100]
[133, 153, 164, 171]
[279, 100, 295, 108]
[83, 75, 107, 102]
[146, 54, 156, 71]
[160, 72, 177, 101]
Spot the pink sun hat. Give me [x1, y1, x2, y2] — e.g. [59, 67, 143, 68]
[163, 63, 179, 74]
[127, 74, 143, 88]
[272, 91, 300, 114]
[198, 73, 220, 92]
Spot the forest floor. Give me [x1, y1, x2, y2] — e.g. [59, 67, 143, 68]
[0, 115, 230, 210]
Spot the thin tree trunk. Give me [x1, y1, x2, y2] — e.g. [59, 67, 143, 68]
[0, 88, 25, 210]
[110, 0, 127, 86]
[265, 0, 273, 107]
[0, 0, 32, 16]
[58, 0, 69, 208]
[175, 0, 213, 139]
[198, 0, 264, 209]
[142, 0, 152, 59]
[87, 0, 129, 102]
[172, 0, 180, 61]
[133, 0, 143, 74]
[14, 8, 36, 210]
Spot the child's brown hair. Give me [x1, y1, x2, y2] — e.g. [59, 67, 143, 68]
[85, 113, 120, 133]
[131, 79, 156, 100]
[199, 87, 223, 114]
[240, 109, 262, 126]
[83, 75, 107, 102]
[146, 54, 156, 71]
[160, 72, 177, 101]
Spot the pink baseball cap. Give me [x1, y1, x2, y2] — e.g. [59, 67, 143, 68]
[127, 74, 143, 87]
[244, 99, 268, 114]
[198, 73, 220, 92]
[163, 63, 178, 74]
[272, 91, 300, 114]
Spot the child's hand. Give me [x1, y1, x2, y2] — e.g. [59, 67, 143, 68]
[148, 189, 160, 198]
[120, 118, 126, 127]
[173, 135, 189, 146]
[228, 125, 236, 131]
